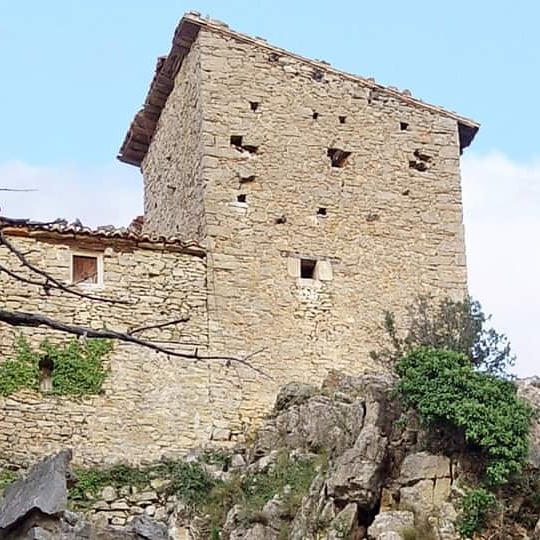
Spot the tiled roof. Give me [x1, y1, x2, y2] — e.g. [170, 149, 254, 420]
[0, 217, 205, 256]
[118, 11, 480, 167]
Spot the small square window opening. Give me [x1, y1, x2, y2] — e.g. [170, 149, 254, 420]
[312, 111, 319, 120]
[72, 255, 98, 284]
[300, 259, 317, 279]
[327, 148, 351, 168]
[317, 207, 327, 216]
[339, 116, 346, 124]
[237, 194, 247, 203]
[400, 121, 409, 131]
[250, 101, 260, 111]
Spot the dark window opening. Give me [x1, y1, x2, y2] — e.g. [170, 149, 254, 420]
[237, 194, 247, 203]
[312, 111, 319, 120]
[250, 101, 260, 112]
[39, 356, 54, 393]
[300, 259, 317, 279]
[268, 52, 280, 62]
[327, 148, 351, 168]
[230, 135, 258, 154]
[400, 121, 409, 131]
[402, 189, 411, 196]
[317, 207, 327, 216]
[73, 255, 98, 284]
[312, 69, 324, 82]
[409, 160, 428, 172]
[339, 116, 346, 124]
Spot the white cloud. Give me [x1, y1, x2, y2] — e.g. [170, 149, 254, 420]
[1, 155, 538, 377]
[462, 152, 540, 377]
[0, 161, 142, 227]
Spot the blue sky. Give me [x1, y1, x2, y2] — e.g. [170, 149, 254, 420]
[0, 1, 538, 376]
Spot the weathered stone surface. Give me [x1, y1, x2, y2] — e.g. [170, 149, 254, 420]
[0, 450, 71, 532]
[326, 425, 388, 508]
[101, 486, 118, 502]
[399, 452, 450, 484]
[517, 378, 540, 467]
[327, 503, 358, 540]
[126, 514, 168, 539]
[243, 524, 279, 540]
[367, 511, 414, 538]
[272, 395, 364, 453]
[274, 382, 318, 411]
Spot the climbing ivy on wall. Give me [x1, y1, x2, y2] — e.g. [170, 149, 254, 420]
[0, 335, 112, 397]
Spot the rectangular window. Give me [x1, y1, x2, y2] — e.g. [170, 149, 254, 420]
[300, 259, 317, 279]
[72, 254, 99, 285]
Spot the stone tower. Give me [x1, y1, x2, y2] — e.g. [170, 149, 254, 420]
[119, 12, 479, 387]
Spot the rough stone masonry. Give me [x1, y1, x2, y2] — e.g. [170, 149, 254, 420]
[0, 12, 479, 467]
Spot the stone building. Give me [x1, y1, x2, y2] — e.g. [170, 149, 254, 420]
[0, 12, 478, 466]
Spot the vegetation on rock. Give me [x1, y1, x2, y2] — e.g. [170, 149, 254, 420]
[456, 487, 498, 537]
[397, 347, 531, 486]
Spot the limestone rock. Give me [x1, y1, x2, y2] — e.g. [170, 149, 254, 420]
[127, 514, 168, 539]
[101, 485, 118, 502]
[0, 450, 71, 532]
[243, 524, 279, 540]
[517, 378, 540, 467]
[326, 425, 388, 508]
[367, 511, 414, 538]
[327, 503, 358, 540]
[399, 452, 450, 484]
[274, 382, 317, 411]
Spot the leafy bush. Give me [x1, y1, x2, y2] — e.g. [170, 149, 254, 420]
[396, 347, 531, 485]
[70, 460, 217, 508]
[0, 469, 18, 491]
[0, 335, 111, 397]
[456, 488, 497, 537]
[372, 296, 515, 376]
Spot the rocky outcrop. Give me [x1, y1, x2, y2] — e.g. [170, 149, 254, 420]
[0, 451, 170, 540]
[4, 371, 540, 539]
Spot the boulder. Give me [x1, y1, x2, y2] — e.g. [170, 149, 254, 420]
[367, 511, 414, 538]
[274, 395, 364, 453]
[326, 425, 388, 508]
[127, 514, 168, 539]
[399, 452, 451, 485]
[327, 503, 358, 540]
[274, 382, 318, 411]
[0, 450, 72, 533]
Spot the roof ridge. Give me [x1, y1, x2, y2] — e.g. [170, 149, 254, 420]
[118, 12, 479, 167]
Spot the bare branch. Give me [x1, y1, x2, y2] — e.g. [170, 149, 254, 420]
[128, 317, 191, 335]
[0, 188, 37, 192]
[0, 229, 130, 305]
[0, 263, 52, 290]
[0, 310, 270, 378]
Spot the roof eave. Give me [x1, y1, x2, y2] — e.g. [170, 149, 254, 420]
[118, 12, 480, 167]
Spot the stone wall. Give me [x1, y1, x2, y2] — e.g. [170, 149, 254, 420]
[142, 28, 469, 427]
[142, 39, 206, 242]
[0, 233, 214, 466]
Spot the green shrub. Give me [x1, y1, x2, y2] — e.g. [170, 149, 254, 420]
[0, 335, 111, 397]
[396, 347, 531, 485]
[456, 488, 497, 537]
[0, 469, 18, 491]
[372, 296, 515, 376]
[70, 460, 217, 509]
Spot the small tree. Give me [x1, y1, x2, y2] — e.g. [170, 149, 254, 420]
[371, 295, 515, 377]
